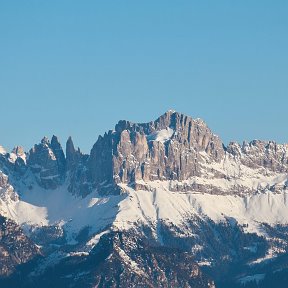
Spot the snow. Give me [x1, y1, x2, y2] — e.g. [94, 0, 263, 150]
[198, 152, 288, 194]
[116, 181, 288, 236]
[147, 127, 174, 143]
[8, 153, 18, 163]
[6, 152, 27, 164]
[0, 179, 125, 241]
[86, 230, 110, 251]
[1, 173, 288, 243]
[19, 184, 125, 239]
[249, 247, 282, 265]
[116, 246, 145, 275]
[1, 152, 288, 244]
[0, 145, 6, 155]
[198, 260, 212, 267]
[238, 274, 265, 284]
[68, 251, 89, 257]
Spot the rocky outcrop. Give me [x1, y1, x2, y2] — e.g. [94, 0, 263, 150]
[51, 136, 66, 177]
[0, 215, 40, 277]
[66, 137, 91, 197]
[0, 172, 18, 202]
[88, 111, 224, 194]
[0, 172, 8, 189]
[66, 136, 82, 171]
[0, 146, 27, 179]
[28, 136, 66, 189]
[227, 140, 288, 172]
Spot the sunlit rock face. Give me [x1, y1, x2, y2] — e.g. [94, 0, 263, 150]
[27, 136, 66, 189]
[87, 111, 224, 194]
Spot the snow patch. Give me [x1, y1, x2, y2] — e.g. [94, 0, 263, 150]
[238, 274, 265, 284]
[147, 128, 174, 143]
[116, 246, 145, 276]
[0, 145, 6, 155]
[86, 230, 110, 251]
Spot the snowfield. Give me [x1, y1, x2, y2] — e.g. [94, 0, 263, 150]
[116, 182, 288, 236]
[1, 171, 288, 241]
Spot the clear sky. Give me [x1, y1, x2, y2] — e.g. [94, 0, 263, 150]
[0, 1, 287, 153]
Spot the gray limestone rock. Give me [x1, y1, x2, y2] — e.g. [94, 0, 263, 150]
[88, 111, 225, 194]
[227, 140, 288, 172]
[66, 136, 92, 197]
[27, 136, 66, 189]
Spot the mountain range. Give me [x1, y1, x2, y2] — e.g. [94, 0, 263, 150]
[0, 110, 288, 287]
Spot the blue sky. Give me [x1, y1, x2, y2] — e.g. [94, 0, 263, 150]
[0, 1, 287, 153]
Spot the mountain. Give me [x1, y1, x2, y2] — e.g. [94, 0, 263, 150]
[0, 110, 288, 287]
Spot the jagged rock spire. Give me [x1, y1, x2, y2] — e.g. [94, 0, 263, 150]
[66, 136, 76, 170]
[12, 146, 25, 157]
[28, 136, 66, 189]
[41, 136, 50, 145]
[51, 135, 66, 177]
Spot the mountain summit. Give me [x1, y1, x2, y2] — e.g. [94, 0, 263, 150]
[0, 111, 288, 287]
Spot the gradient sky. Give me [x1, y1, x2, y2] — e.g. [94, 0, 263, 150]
[0, 1, 287, 153]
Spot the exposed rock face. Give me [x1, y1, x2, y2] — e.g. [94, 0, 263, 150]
[0, 172, 8, 188]
[0, 172, 18, 203]
[88, 111, 224, 194]
[227, 140, 288, 172]
[65, 137, 91, 197]
[66, 136, 81, 171]
[11, 146, 25, 159]
[28, 136, 66, 189]
[0, 146, 27, 179]
[0, 215, 40, 277]
[88, 231, 215, 288]
[51, 135, 66, 177]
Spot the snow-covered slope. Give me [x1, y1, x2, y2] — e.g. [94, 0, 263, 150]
[116, 183, 288, 236]
[1, 153, 287, 241]
[0, 175, 124, 238]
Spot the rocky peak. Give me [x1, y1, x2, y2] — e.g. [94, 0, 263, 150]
[87, 111, 225, 194]
[66, 136, 75, 153]
[51, 135, 61, 147]
[28, 136, 66, 189]
[65, 136, 85, 171]
[66, 136, 76, 170]
[65, 137, 91, 197]
[9, 146, 27, 169]
[40, 136, 50, 145]
[115, 111, 223, 156]
[51, 135, 66, 176]
[11, 146, 25, 157]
